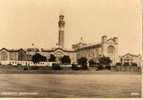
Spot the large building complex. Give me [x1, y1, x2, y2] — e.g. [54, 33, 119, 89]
[0, 15, 119, 66]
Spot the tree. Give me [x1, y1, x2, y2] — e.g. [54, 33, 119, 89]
[98, 56, 112, 66]
[61, 55, 71, 64]
[78, 57, 88, 70]
[123, 62, 129, 66]
[48, 54, 56, 62]
[89, 59, 95, 67]
[32, 53, 47, 64]
[41, 56, 47, 62]
[97, 56, 112, 70]
[71, 64, 80, 70]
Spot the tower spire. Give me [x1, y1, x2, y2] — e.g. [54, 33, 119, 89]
[58, 14, 65, 49]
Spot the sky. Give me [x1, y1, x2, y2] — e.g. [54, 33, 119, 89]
[0, 0, 142, 55]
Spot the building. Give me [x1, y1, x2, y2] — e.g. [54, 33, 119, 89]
[119, 53, 142, 66]
[72, 35, 118, 65]
[0, 15, 119, 66]
[0, 47, 76, 66]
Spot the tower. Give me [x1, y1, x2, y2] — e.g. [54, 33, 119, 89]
[101, 35, 107, 43]
[58, 14, 65, 48]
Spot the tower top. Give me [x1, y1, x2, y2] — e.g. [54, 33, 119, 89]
[59, 14, 64, 20]
[58, 14, 65, 28]
[59, 14, 64, 17]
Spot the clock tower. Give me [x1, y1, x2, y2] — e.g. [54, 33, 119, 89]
[58, 15, 65, 49]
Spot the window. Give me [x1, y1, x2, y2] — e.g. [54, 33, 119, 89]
[1, 51, 8, 61]
[107, 46, 115, 54]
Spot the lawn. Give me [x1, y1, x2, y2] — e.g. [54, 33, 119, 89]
[0, 71, 141, 98]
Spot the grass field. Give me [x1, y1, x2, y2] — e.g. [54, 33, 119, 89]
[0, 71, 141, 98]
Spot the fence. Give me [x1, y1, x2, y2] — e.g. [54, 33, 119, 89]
[111, 66, 141, 72]
[0, 61, 56, 67]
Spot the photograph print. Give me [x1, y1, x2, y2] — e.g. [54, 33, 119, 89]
[0, 0, 142, 98]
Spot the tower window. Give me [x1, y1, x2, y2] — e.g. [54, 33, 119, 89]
[107, 46, 115, 54]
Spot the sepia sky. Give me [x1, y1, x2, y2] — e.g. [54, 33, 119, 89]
[0, 0, 142, 55]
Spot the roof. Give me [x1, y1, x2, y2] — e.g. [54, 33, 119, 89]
[0, 47, 75, 53]
[76, 42, 102, 51]
[41, 48, 75, 53]
[0, 48, 18, 52]
[122, 53, 140, 58]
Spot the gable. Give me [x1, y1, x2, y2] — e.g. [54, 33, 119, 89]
[0, 48, 9, 52]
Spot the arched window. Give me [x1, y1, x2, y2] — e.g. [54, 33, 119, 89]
[54, 51, 64, 58]
[1, 51, 8, 61]
[107, 45, 115, 54]
[18, 50, 26, 61]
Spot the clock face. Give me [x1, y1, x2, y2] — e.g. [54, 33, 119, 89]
[58, 21, 65, 27]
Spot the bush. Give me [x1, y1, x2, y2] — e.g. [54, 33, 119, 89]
[116, 62, 121, 66]
[32, 53, 47, 64]
[71, 64, 80, 70]
[78, 57, 88, 70]
[17, 64, 22, 67]
[31, 66, 39, 70]
[23, 67, 28, 70]
[98, 56, 112, 67]
[105, 65, 111, 70]
[81, 65, 88, 70]
[94, 63, 103, 70]
[96, 65, 104, 70]
[89, 59, 95, 67]
[123, 62, 129, 66]
[52, 63, 61, 70]
[131, 63, 137, 66]
[61, 55, 71, 64]
[7, 64, 13, 66]
[48, 54, 56, 62]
